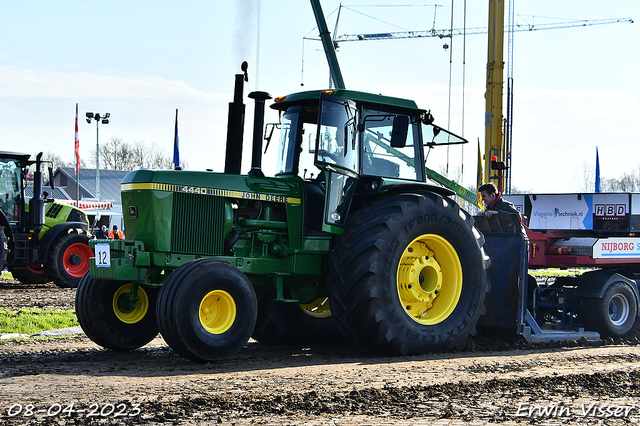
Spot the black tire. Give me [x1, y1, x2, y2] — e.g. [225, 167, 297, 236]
[251, 287, 342, 345]
[156, 259, 257, 363]
[581, 282, 637, 338]
[11, 264, 50, 284]
[47, 230, 92, 288]
[75, 273, 159, 351]
[0, 226, 7, 271]
[328, 192, 490, 355]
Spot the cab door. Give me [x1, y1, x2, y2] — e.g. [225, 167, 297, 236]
[315, 93, 358, 235]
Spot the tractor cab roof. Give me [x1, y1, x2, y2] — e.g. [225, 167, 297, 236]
[270, 89, 425, 114]
[0, 151, 31, 166]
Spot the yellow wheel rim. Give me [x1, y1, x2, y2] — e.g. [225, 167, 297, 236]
[298, 297, 332, 318]
[113, 283, 150, 324]
[397, 234, 462, 325]
[199, 290, 236, 334]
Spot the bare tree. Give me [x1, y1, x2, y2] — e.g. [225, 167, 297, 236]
[573, 162, 595, 192]
[132, 141, 175, 170]
[602, 170, 640, 192]
[27, 152, 72, 183]
[88, 137, 187, 171]
[41, 151, 73, 170]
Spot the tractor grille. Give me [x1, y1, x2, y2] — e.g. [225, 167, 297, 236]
[171, 192, 226, 256]
[45, 203, 63, 219]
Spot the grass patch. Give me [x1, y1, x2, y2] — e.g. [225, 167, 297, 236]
[0, 270, 14, 280]
[0, 308, 78, 335]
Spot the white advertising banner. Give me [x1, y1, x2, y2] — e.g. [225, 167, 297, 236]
[593, 238, 640, 259]
[528, 194, 590, 230]
[505, 193, 631, 231]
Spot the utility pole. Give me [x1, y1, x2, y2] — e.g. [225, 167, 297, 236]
[85, 112, 110, 201]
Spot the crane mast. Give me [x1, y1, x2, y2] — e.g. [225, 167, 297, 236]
[485, 0, 506, 192]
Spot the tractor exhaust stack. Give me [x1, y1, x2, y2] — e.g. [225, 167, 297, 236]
[28, 152, 45, 232]
[247, 91, 272, 177]
[224, 62, 248, 175]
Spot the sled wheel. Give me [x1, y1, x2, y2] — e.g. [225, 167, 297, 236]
[328, 192, 489, 355]
[251, 289, 341, 345]
[582, 282, 637, 338]
[75, 274, 159, 351]
[47, 230, 93, 288]
[156, 259, 257, 362]
[11, 263, 50, 284]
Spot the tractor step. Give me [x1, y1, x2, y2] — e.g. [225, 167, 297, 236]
[11, 235, 32, 265]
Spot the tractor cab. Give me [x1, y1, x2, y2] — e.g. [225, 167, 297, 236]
[0, 153, 28, 226]
[271, 89, 466, 234]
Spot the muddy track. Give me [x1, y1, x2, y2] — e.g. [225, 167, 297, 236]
[1, 280, 640, 425]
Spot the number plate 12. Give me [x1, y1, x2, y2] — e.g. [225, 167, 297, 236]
[95, 244, 111, 268]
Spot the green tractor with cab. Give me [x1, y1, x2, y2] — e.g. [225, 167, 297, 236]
[0, 151, 93, 288]
[76, 61, 490, 361]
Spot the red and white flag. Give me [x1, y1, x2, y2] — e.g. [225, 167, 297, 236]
[74, 103, 80, 175]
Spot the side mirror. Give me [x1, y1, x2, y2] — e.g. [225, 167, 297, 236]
[48, 166, 55, 190]
[390, 115, 409, 148]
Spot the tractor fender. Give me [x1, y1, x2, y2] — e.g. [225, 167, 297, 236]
[37, 222, 89, 261]
[574, 270, 640, 316]
[381, 182, 455, 198]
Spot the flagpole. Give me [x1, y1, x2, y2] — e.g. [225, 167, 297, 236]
[75, 103, 80, 207]
[595, 146, 601, 193]
[173, 108, 180, 170]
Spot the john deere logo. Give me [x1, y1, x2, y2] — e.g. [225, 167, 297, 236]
[128, 206, 138, 219]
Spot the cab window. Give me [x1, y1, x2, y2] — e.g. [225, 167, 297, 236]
[361, 108, 420, 180]
[0, 158, 22, 223]
[275, 106, 322, 180]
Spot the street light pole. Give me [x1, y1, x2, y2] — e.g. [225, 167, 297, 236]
[85, 112, 110, 201]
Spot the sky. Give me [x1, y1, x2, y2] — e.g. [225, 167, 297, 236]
[0, 0, 638, 195]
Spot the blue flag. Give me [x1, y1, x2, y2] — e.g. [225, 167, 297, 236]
[173, 109, 180, 169]
[595, 146, 601, 193]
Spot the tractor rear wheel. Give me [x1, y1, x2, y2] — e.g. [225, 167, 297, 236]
[251, 288, 341, 345]
[156, 259, 257, 362]
[47, 230, 92, 288]
[581, 282, 637, 338]
[328, 192, 489, 355]
[75, 274, 159, 351]
[11, 264, 50, 284]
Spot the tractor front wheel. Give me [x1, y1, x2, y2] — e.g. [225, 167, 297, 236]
[328, 192, 489, 355]
[75, 274, 159, 350]
[156, 259, 257, 362]
[47, 230, 93, 288]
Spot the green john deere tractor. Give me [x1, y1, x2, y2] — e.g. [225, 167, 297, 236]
[76, 60, 490, 361]
[0, 151, 93, 288]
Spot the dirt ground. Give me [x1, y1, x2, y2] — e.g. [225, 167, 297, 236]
[1, 279, 640, 425]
